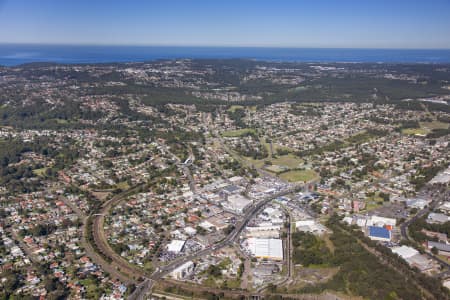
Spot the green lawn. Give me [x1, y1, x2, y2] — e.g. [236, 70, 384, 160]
[401, 128, 429, 136]
[227, 105, 257, 112]
[55, 118, 69, 124]
[221, 128, 256, 137]
[80, 278, 104, 299]
[32, 167, 48, 176]
[365, 194, 385, 211]
[366, 201, 383, 211]
[247, 153, 303, 172]
[272, 154, 303, 168]
[265, 165, 287, 173]
[115, 181, 130, 190]
[246, 157, 266, 168]
[420, 121, 448, 130]
[227, 105, 244, 112]
[279, 169, 318, 182]
[402, 121, 448, 136]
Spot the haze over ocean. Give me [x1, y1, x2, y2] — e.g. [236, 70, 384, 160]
[1, 44, 450, 66]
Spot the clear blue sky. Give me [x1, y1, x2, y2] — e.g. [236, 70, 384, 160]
[1, 0, 450, 48]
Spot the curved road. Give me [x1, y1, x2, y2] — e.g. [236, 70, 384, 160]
[91, 185, 149, 282]
[88, 181, 303, 298]
[88, 133, 305, 298]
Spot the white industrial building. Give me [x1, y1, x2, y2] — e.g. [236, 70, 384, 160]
[366, 215, 396, 227]
[244, 238, 283, 260]
[406, 198, 431, 210]
[223, 194, 252, 214]
[438, 202, 450, 214]
[184, 226, 197, 236]
[348, 215, 396, 229]
[171, 261, 194, 280]
[295, 219, 328, 235]
[392, 245, 419, 259]
[167, 240, 186, 253]
[260, 207, 284, 225]
[392, 245, 433, 272]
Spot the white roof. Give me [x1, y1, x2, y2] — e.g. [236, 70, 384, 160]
[263, 207, 279, 215]
[392, 246, 419, 259]
[439, 202, 450, 210]
[428, 213, 449, 223]
[296, 219, 328, 235]
[245, 238, 283, 260]
[343, 217, 353, 225]
[184, 226, 197, 235]
[407, 198, 429, 208]
[444, 279, 450, 290]
[229, 176, 244, 183]
[167, 240, 185, 253]
[199, 220, 214, 230]
[225, 194, 252, 212]
[264, 188, 276, 193]
[368, 215, 396, 227]
[295, 220, 315, 227]
[247, 225, 281, 232]
[172, 261, 194, 273]
[356, 218, 367, 227]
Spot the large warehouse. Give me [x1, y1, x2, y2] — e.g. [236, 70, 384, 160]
[167, 240, 186, 253]
[244, 238, 283, 260]
[223, 194, 252, 214]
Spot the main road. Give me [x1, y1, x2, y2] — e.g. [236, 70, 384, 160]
[149, 183, 304, 281]
[88, 181, 303, 299]
[88, 133, 305, 298]
[400, 186, 450, 277]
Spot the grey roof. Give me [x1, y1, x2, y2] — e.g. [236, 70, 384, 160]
[427, 213, 449, 224]
[222, 185, 240, 193]
[428, 241, 450, 252]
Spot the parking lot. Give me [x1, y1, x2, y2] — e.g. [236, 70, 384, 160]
[368, 202, 409, 220]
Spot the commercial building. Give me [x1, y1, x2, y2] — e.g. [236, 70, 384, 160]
[368, 226, 391, 242]
[438, 202, 450, 214]
[406, 198, 430, 210]
[392, 246, 433, 272]
[171, 261, 194, 280]
[427, 213, 450, 224]
[427, 241, 450, 257]
[295, 219, 327, 235]
[244, 238, 283, 260]
[167, 240, 186, 254]
[223, 194, 252, 214]
[366, 216, 396, 228]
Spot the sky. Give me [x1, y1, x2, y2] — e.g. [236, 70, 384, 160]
[0, 0, 450, 49]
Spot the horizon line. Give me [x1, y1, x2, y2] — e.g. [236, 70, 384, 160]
[1, 42, 450, 51]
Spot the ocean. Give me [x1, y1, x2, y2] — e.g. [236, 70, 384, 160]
[1, 44, 450, 66]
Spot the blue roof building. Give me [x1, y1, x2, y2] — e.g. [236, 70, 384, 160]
[368, 226, 391, 241]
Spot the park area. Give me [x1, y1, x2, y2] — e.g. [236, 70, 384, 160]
[221, 128, 256, 137]
[279, 169, 318, 183]
[402, 120, 448, 136]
